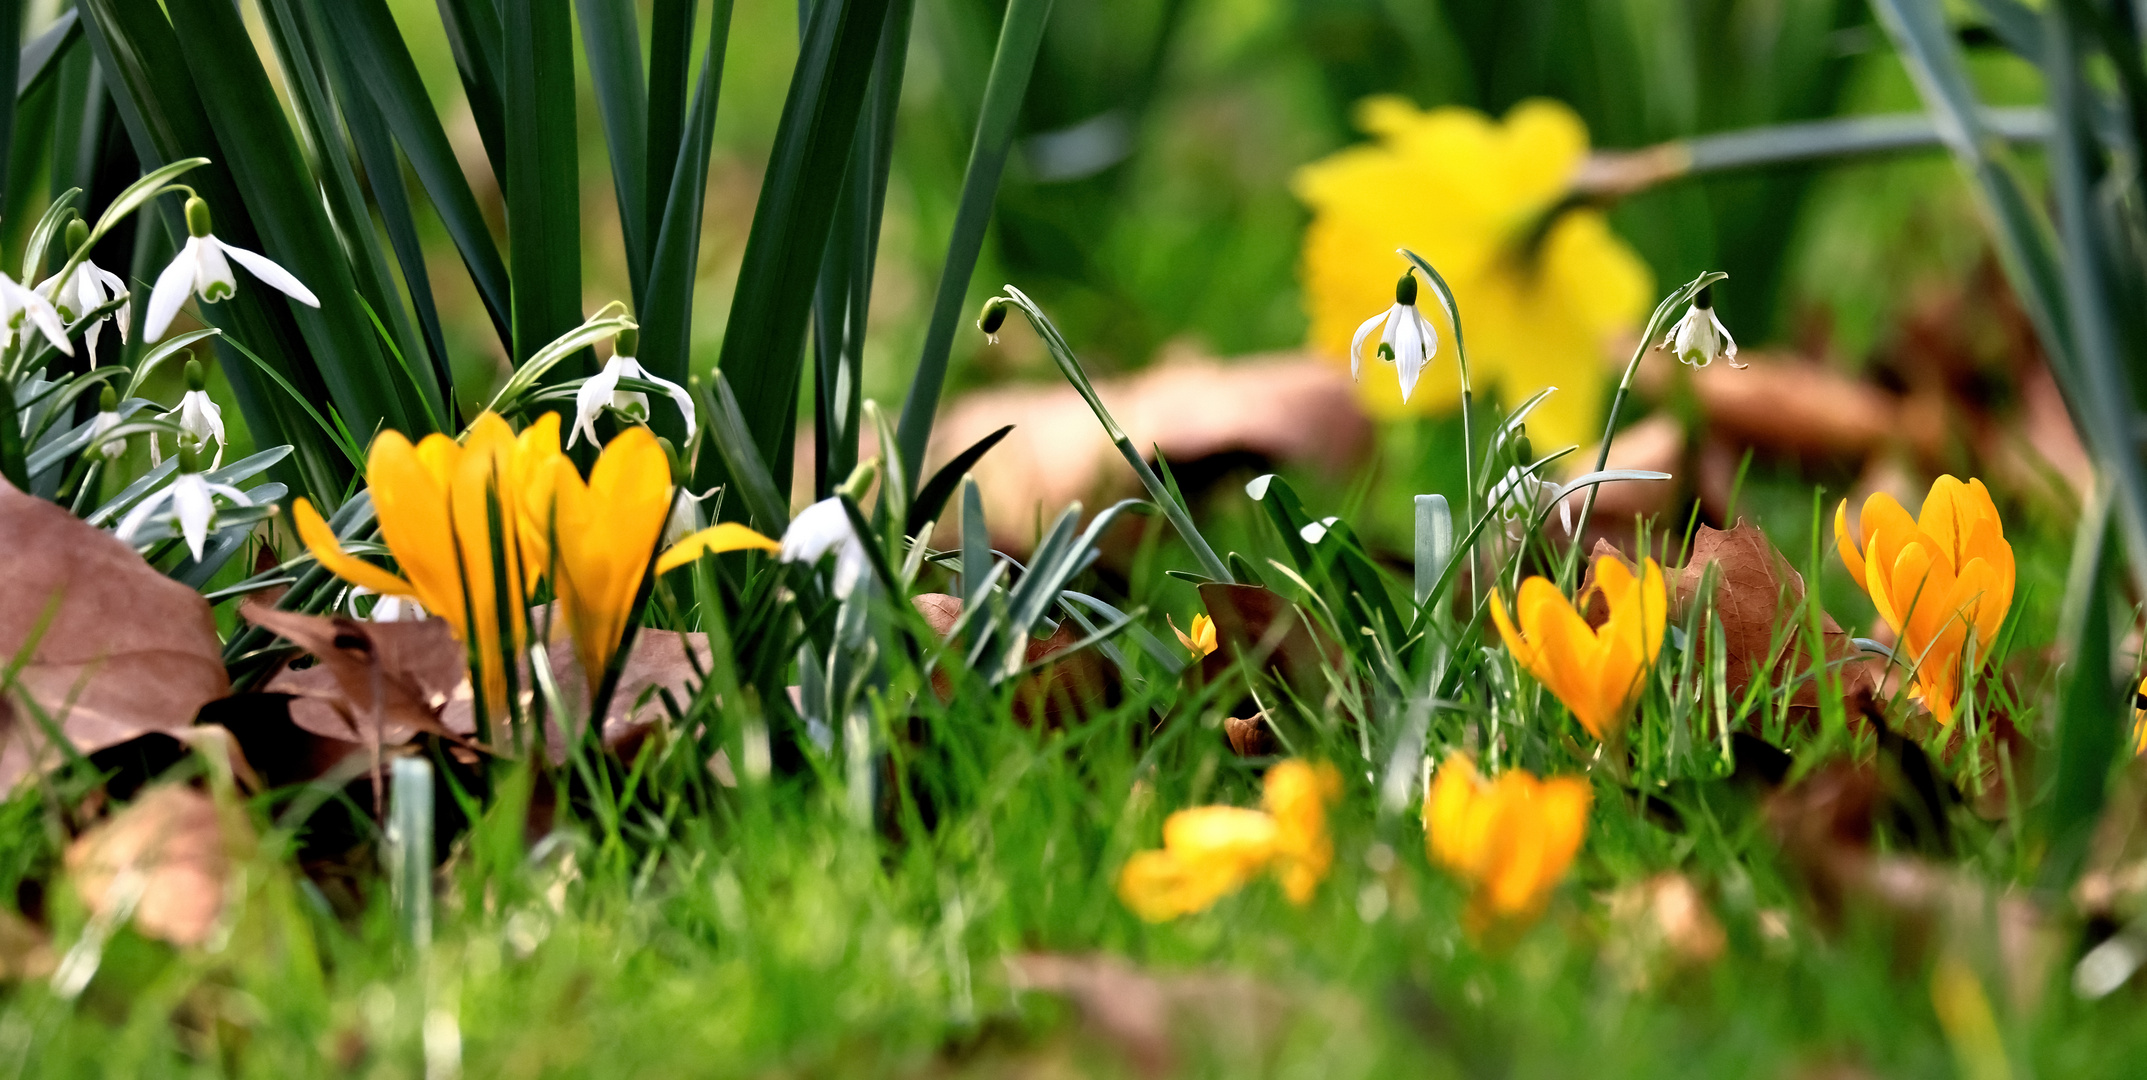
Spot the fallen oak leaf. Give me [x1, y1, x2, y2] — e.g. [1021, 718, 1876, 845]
[0, 477, 230, 791]
[245, 609, 469, 745]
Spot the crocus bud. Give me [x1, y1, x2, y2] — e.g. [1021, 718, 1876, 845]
[1395, 270, 1418, 306]
[64, 218, 89, 253]
[185, 197, 213, 239]
[184, 356, 205, 392]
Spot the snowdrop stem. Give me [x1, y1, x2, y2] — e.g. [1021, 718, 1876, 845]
[1562, 270, 1726, 586]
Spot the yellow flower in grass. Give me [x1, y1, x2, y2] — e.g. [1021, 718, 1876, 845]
[520, 422, 676, 682]
[1423, 752, 1590, 929]
[1489, 555, 1667, 741]
[1294, 97, 1652, 450]
[1835, 476, 2014, 727]
[1173, 612, 1218, 658]
[1117, 760, 1342, 921]
[295, 412, 541, 717]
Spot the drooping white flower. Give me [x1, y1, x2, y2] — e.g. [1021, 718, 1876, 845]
[114, 448, 249, 562]
[1350, 264, 1439, 402]
[0, 270, 72, 357]
[1658, 284, 1741, 369]
[348, 587, 428, 623]
[144, 197, 320, 342]
[89, 385, 126, 462]
[38, 220, 129, 357]
[781, 496, 870, 598]
[1488, 465, 1562, 539]
[568, 330, 694, 449]
[151, 358, 226, 470]
[977, 298, 1008, 345]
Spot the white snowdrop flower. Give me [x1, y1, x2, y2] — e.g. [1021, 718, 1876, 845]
[1350, 264, 1439, 402]
[89, 385, 126, 462]
[1488, 465, 1557, 539]
[151, 358, 226, 470]
[115, 445, 249, 562]
[0, 268, 72, 357]
[348, 587, 428, 623]
[567, 328, 694, 449]
[781, 496, 870, 598]
[38, 220, 128, 357]
[144, 197, 320, 342]
[1659, 284, 1741, 369]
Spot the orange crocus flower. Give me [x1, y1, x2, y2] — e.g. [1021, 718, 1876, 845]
[1117, 760, 1342, 921]
[1835, 476, 2013, 727]
[1489, 555, 1666, 741]
[1423, 752, 1590, 930]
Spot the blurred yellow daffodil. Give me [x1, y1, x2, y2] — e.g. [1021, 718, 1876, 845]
[1489, 555, 1666, 741]
[1294, 97, 1652, 450]
[294, 412, 540, 718]
[1117, 759, 1341, 921]
[1835, 476, 2014, 728]
[1423, 752, 1590, 930]
[521, 422, 675, 683]
[1173, 612, 1218, 658]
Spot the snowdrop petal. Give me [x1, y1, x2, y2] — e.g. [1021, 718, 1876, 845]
[215, 238, 317, 306]
[8, 278, 72, 356]
[145, 238, 202, 341]
[569, 361, 624, 449]
[1348, 311, 1386, 381]
[173, 474, 214, 561]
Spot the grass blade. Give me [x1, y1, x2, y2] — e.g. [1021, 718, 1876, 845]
[434, 0, 506, 183]
[575, 0, 647, 302]
[891, 0, 1053, 484]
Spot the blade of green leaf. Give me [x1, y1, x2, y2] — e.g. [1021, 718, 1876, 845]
[638, 0, 733, 442]
[643, 0, 694, 257]
[891, 0, 1053, 484]
[434, 0, 506, 183]
[0, 0, 24, 206]
[908, 423, 1010, 538]
[575, 0, 648, 303]
[17, 10, 78, 101]
[501, 0, 582, 372]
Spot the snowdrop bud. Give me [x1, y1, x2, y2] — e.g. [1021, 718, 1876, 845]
[1395, 270, 1418, 306]
[99, 385, 116, 412]
[1695, 284, 1713, 310]
[184, 356, 205, 392]
[1514, 428, 1533, 467]
[977, 298, 1007, 342]
[64, 219, 88, 254]
[615, 325, 640, 358]
[185, 197, 213, 239]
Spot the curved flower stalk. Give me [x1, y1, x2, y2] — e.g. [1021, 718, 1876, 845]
[145, 197, 319, 342]
[1835, 476, 2014, 727]
[520, 422, 676, 681]
[1295, 97, 1652, 448]
[294, 412, 541, 719]
[1423, 753, 1590, 931]
[1490, 554, 1667, 742]
[1117, 760, 1341, 921]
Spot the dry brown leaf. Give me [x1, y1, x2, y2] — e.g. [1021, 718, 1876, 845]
[914, 354, 1371, 552]
[65, 784, 246, 947]
[1007, 952, 1288, 1078]
[246, 609, 468, 745]
[1225, 713, 1277, 758]
[1677, 521, 1873, 713]
[0, 478, 230, 791]
[0, 907, 53, 981]
[1195, 583, 1341, 702]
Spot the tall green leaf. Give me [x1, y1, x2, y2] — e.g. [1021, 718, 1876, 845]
[0, 0, 24, 207]
[434, 0, 506, 184]
[706, 0, 893, 480]
[316, 0, 510, 349]
[501, 0, 581, 371]
[643, 0, 695, 259]
[638, 0, 733, 444]
[892, 0, 1053, 483]
[576, 0, 648, 303]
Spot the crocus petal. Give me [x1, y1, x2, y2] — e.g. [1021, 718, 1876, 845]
[656, 522, 781, 574]
[216, 238, 319, 307]
[145, 238, 202, 341]
[294, 497, 418, 598]
[1833, 500, 1867, 590]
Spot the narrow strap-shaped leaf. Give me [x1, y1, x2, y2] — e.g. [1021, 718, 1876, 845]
[908, 422, 1010, 538]
[576, 0, 648, 303]
[501, 0, 582, 369]
[163, 0, 426, 437]
[434, 0, 506, 183]
[638, 0, 734, 440]
[0, 0, 24, 206]
[17, 10, 78, 100]
[257, 0, 441, 429]
[892, 0, 1053, 482]
[643, 0, 695, 256]
[706, 0, 893, 476]
[704, 370, 790, 534]
[316, 0, 510, 349]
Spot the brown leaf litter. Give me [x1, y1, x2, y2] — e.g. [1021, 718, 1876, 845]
[0, 477, 229, 790]
[65, 784, 249, 947]
[1007, 952, 1292, 1077]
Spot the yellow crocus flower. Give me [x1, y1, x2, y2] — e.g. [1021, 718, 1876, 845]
[1835, 476, 2014, 727]
[2132, 676, 2145, 756]
[1423, 752, 1590, 929]
[294, 412, 539, 718]
[656, 523, 781, 574]
[1172, 612, 1218, 658]
[1294, 97, 1652, 450]
[1116, 759, 1341, 921]
[521, 423, 676, 683]
[1489, 555, 1667, 741]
